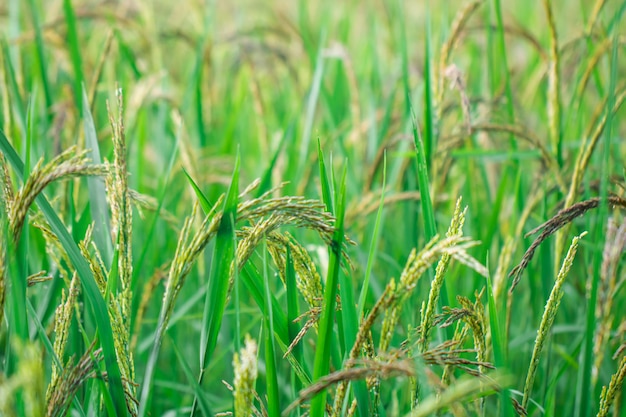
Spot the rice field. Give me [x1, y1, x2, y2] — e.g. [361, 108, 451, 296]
[0, 0, 625, 416]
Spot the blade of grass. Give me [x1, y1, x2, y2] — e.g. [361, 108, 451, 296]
[486, 256, 514, 417]
[0, 131, 128, 417]
[63, 0, 84, 113]
[317, 140, 333, 214]
[170, 337, 213, 417]
[410, 107, 447, 310]
[262, 239, 281, 416]
[25, 0, 52, 114]
[7, 215, 27, 346]
[488, 0, 523, 244]
[82, 86, 113, 267]
[316, 143, 343, 369]
[310, 155, 346, 417]
[286, 246, 303, 396]
[241, 263, 290, 347]
[191, 152, 240, 415]
[357, 152, 386, 318]
[257, 121, 294, 197]
[131, 130, 179, 292]
[422, 6, 434, 167]
[241, 262, 312, 385]
[183, 168, 213, 215]
[0, 38, 26, 140]
[334, 164, 369, 416]
[296, 32, 326, 186]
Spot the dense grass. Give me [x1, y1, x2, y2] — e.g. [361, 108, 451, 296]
[1, 0, 625, 416]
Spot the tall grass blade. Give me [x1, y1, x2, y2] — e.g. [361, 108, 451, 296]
[285, 246, 303, 397]
[422, 6, 434, 167]
[63, 0, 84, 112]
[0, 38, 26, 140]
[262, 239, 281, 416]
[171, 338, 213, 417]
[296, 32, 326, 183]
[7, 217, 27, 343]
[486, 258, 514, 417]
[25, 0, 52, 114]
[192, 152, 240, 413]
[310, 156, 346, 417]
[410, 108, 446, 310]
[82, 86, 113, 266]
[357, 153, 386, 318]
[183, 168, 213, 215]
[335, 165, 369, 416]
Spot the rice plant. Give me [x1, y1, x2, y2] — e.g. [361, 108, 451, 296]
[0, 0, 625, 416]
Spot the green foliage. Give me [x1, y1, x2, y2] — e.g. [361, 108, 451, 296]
[1, 1, 625, 416]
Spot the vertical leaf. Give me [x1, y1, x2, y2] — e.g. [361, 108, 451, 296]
[192, 152, 240, 413]
[63, 0, 84, 113]
[310, 155, 346, 417]
[486, 259, 514, 417]
[82, 86, 113, 266]
[262, 239, 281, 416]
[25, 0, 52, 114]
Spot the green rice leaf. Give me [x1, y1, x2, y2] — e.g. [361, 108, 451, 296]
[262, 239, 281, 416]
[192, 152, 240, 413]
[310, 154, 346, 417]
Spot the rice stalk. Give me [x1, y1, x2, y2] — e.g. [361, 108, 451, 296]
[265, 231, 323, 315]
[0, 154, 9, 327]
[577, 38, 626, 99]
[462, 122, 565, 192]
[285, 358, 417, 416]
[331, 208, 483, 411]
[597, 349, 626, 417]
[149, 181, 343, 405]
[330, 278, 395, 412]
[443, 64, 472, 135]
[130, 264, 168, 352]
[8, 146, 107, 244]
[87, 29, 114, 114]
[456, 294, 487, 378]
[160, 201, 210, 334]
[0, 47, 13, 136]
[419, 198, 467, 353]
[521, 232, 585, 409]
[436, 0, 483, 115]
[593, 218, 626, 384]
[31, 215, 73, 285]
[556, 87, 626, 260]
[509, 196, 626, 292]
[570, 88, 626, 196]
[106, 89, 133, 321]
[585, 0, 608, 35]
[232, 334, 259, 417]
[542, 0, 562, 163]
[406, 373, 510, 417]
[46, 270, 80, 404]
[379, 233, 482, 354]
[105, 90, 137, 415]
[47, 344, 104, 417]
[440, 322, 470, 386]
[0, 153, 14, 207]
[26, 270, 52, 286]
